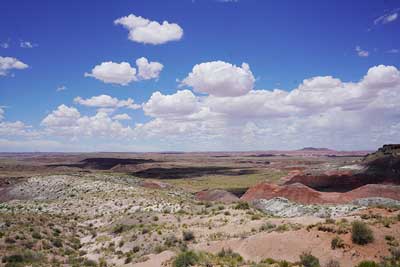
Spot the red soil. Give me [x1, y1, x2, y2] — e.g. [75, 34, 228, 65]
[241, 182, 400, 204]
[195, 189, 239, 203]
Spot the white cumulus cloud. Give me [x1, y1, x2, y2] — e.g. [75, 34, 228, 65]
[85, 57, 163, 85]
[136, 57, 163, 80]
[0, 56, 28, 76]
[84, 61, 137, 85]
[114, 14, 183, 45]
[182, 61, 255, 97]
[74, 95, 140, 110]
[143, 90, 200, 118]
[112, 113, 132, 121]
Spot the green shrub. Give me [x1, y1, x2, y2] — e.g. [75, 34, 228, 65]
[182, 231, 195, 242]
[52, 238, 63, 248]
[331, 236, 345, 249]
[325, 259, 340, 267]
[260, 222, 276, 231]
[351, 221, 374, 245]
[31, 232, 42, 239]
[355, 261, 378, 267]
[251, 214, 261, 220]
[173, 251, 199, 267]
[234, 202, 250, 210]
[299, 251, 320, 267]
[164, 235, 179, 247]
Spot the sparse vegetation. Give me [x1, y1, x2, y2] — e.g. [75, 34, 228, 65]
[235, 201, 250, 210]
[351, 221, 374, 245]
[299, 251, 320, 267]
[331, 236, 345, 249]
[182, 230, 195, 242]
[355, 261, 379, 267]
[173, 250, 199, 267]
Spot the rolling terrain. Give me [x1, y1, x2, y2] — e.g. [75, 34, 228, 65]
[0, 145, 400, 267]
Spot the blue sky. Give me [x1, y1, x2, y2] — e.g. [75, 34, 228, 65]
[0, 0, 399, 152]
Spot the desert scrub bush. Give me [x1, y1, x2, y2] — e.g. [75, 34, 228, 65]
[276, 224, 289, 232]
[217, 248, 243, 263]
[325, 218, 335, 224]
[2, 250, 45, 266]
[251, 214, 262, 220]
[355, 261, 379, 267]
[164, 234, 179, 247]
[351, 221, 374, 245]
[234, 201, 250, 210]
[380, 217, 393, 228]
[52, 238, 63, 248]
[331, 236, 345, 249]
[317, 224, 335, 233]
[260, 222, 276, 231]
[299, 251, 320, 267]
[182, 230, 195, 242]
[31, 231, 42, 239]
[112, 224, 131, 234]
[325, 259, 340, 267]
[173, 250, 199, 267]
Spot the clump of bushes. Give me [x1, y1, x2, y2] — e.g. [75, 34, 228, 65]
[173, 250, 199, 267]
[325, 259, 340, 267]
[355, 261, 379, 267]
[234, 201, 250, 210]
[260, 222, 276, 232]
[331, 236, 345, 249]
[217, 248, 243, 265]
[299, 251, 320, 267]
[351, 221, 374, 245]
[182, 231, 195, 242]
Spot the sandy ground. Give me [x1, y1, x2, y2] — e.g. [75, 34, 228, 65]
[192, 222, 400, 266]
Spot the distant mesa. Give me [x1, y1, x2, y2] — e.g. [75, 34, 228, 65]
[298, 147, 332, 151]
[242, 144, 400, 205]
[48, 157, 156, 170]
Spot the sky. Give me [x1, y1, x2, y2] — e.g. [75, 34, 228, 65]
[0, 0, 399, 152]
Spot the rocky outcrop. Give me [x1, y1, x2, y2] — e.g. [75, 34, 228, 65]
[195, 189, 239, 203]
[241, 182, 400, 204]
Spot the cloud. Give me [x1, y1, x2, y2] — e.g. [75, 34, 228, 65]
[7, 64, 400, 151]
[143, 90, 200, 117]
[84, 61, 137, 85]
[20, 41, 37, 48]
[0, 56, 28, 76]
[0, 107, 4, 120]
[387, 49, 399, 54]
[42, 105, 135, 139]
[133, 64, 400, 150]
[355, 46, 369, 57]
[0, 42, 9, 48]
[374, 9, 399, 25]
[85, 57, 163, 85]
[42, 105, 81, 128]
[136, 57, 163, 80]
[112, 113, 131, 121]
[114, 14, 183, 45]
[74, 94, 140, 110]
[56, 85, 67, 92]
[181, 61, 255, 97]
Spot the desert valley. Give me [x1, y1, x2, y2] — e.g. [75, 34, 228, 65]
[1, 145, 400, 267]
